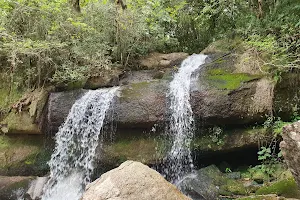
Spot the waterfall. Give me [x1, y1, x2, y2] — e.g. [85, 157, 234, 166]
[42, 87, 119, 200]
[163, 54, 207, 183]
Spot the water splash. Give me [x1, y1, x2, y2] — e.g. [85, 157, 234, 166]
[163, 54, 207, 183]
[42, 87, 119, 200]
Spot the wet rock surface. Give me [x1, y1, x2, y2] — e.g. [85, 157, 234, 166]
[0, 176, 34, 200]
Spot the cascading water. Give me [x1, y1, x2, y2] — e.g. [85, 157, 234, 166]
[163, 54, 207, 183]
[42, 87, 119, 200]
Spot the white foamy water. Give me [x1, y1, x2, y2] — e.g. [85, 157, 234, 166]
[164, 54, 207, 183]
[42, 87, 119, 200]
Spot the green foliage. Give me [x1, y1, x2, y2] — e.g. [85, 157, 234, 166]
[0, 0, 170, 91]
[0, 0, 299, 94]
[225, 168, 232, 173]
[258, 147, 272, 162]
[209, 126, 224, 146]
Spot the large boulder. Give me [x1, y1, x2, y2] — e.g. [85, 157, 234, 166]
[81, 161, 191, 200]
[47, 74, 272, 132]
[280, 121, 300, 189]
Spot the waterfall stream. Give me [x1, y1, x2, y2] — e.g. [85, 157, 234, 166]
[163, 54, 207, 183]
[42, 87, 119, 200]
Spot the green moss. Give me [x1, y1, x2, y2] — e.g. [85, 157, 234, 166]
[256, 178, 300, 198]
[0, 136, 10, 148]
[0, 135, 46, 174]
[206, 68, 260, 90]
[220, 179, 247, 195]
[105, 136, 164, 165]
[251, 169, 270, 183]
[2, 112, 40, 134]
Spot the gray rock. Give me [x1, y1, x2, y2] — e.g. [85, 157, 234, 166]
[225, 172, 241, 180]
[46, 76, 271, 132]
[47, 89, 87, 134]
[177, 170, 219, 200]
[280, 121, 300, 189]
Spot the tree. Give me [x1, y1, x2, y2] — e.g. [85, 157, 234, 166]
[116, 0, 127, 10]
[71, 0, 80, 12]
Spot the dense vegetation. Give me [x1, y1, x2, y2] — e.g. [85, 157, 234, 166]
[0, 0, 299, 89]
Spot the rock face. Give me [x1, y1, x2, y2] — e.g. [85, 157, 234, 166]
[47, 89, 86, 134]
[274, 72, 300, 121]
[81, 161, 191, 200]
[1, 88, 49, 135]
[280, 121, 300, 189]
[0, 135, 50, 176]
[47, 75, 272, 132]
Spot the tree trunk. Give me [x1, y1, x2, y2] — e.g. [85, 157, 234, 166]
[116, 0, 127, 10]
[71, 0, 80, 13]
[258, 0, 263, 18]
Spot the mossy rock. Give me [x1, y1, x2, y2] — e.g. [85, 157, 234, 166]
[251, 170, 270, 184]
[55, 79, 87, 91]
[237, 194, 288, 200]
[195, 165, 247, 196]
[206, 68, 261, 90]
[192, 127, 269, 153]
[220, 179, 247, 195]
[256, 178, 300, 198]
[2, 112, 40, 134]
[1, 88, 49, 135]
[0, 135, 50, 176]
[0, 176, 34, 200]
[103, 136, 164, 166]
